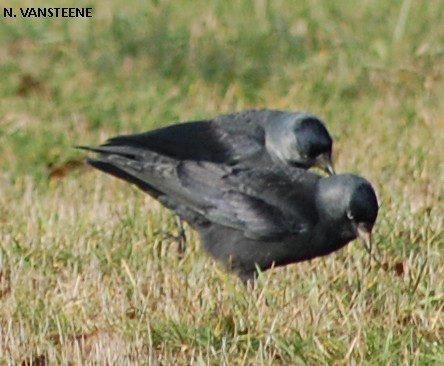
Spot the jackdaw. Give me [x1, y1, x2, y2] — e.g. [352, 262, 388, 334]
[99, 109, 335, 175]
[81, 143, 378, 282]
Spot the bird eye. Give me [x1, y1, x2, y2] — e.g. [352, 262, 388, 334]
[346, 211, 354, 220]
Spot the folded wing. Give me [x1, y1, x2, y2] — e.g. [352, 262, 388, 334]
[81, 144, 317, 240]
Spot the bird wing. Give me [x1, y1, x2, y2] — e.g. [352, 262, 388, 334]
[82, 144, 316, 240]
[102, 114, 266, 165]
[176, 162, 318, 238]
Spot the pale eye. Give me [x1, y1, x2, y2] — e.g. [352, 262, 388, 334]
[347, 211, 354, 220]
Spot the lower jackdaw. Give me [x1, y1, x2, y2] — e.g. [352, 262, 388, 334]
[81, 142, 378, 282]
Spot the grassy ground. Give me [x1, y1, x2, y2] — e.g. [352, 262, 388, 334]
[1, 0, 443, 364]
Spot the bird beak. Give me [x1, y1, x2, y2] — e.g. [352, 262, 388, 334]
[315, 153, 335, 176]
[355, 223, 372, 254]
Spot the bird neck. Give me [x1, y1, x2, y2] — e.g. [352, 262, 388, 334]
[314, 218, 355, 256]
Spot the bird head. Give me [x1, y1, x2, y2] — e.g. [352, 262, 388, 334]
[316, 174, 379, 252]
[265, 112, 335, 175]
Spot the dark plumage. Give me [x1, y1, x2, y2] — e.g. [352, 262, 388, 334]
[81, 141, 378, 282]
[100, 109, 335, 175]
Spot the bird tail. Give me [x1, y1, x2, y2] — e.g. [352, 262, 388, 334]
[78, 144, 168, 196]
[80, 145, 210, 222]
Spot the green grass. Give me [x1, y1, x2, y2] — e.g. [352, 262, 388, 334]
[1, 0, 443, 364]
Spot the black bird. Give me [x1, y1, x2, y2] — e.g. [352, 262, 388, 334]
[81, 143, 378, 282]
[98, 109, 335, 175]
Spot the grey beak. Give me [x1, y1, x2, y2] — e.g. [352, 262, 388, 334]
[316, 153, 335, 176]
[356, 223, 372, 254]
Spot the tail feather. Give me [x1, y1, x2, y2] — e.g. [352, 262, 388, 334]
[78, 145, 147, 159]
[86, 156, 209, 227]
[86, 157, 163, 198]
